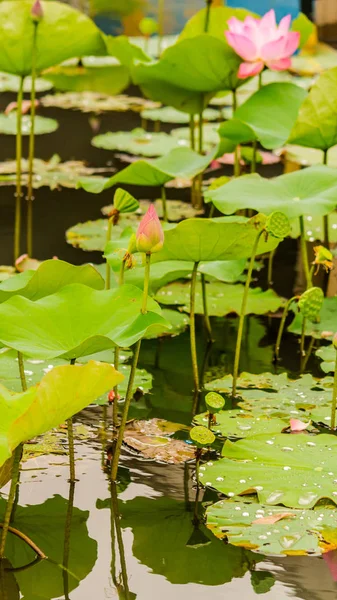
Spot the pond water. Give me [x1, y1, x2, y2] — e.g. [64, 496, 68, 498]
[0, 91, 336, 600]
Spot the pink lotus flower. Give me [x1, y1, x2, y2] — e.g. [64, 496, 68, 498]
[225, 9, 300, 79]
[136, 204, 164, 254]
[31, 0, 43, 21]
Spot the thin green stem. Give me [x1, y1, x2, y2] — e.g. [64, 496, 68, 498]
[0, 445, 22, 558]
[0, 522, 46, 559]
[18, 351, 27, 391]
[204, 0, 212, 32]
[26, 23, 38, 258]
[300, 335, 315, 373]
[323, 149, 330, 250]
[189, 114, 195, 150]
[198, 111, 203, 155]
[331, 351, 337, 430]
[105, 217, 113, 290]
[141, 253, 151, 314]
[112, 347, 119, 429]
[157, 0, 164, 56]
[232, 90, 240, 178]
[251, 140, 257, 173]
[232, 231, 263, 397]
[299, 215, 312, 288]
[274, 296, 299, 361]
[201, 273, 213, 341]
[267, 248, 276, 288]
[63, 481, 75, 600]
[161, 186, 168, 222]
[300, 317, 306, 367]
[190, 262, 200, 393]
[14, 76, 24, 263]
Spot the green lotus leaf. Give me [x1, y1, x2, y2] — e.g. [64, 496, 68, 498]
[201, 433, 337, 508]
[0, 71, 52, 92]
[179, 5, 256, 41]
[78, 146, 215, 193]
[92, 128, 183, 157]
[131, 35, 243, 114]
[316, 344, 336, 374]
[155, 281, 285, 317]
[205, 166, 337, 218]
[0, 113, 58, 135]
[141, 106, 220, 124]
[195, 410, 287, 439]
[0, 495, 97, 599]
[0, 0, 105, 77]
[66, 214, 140, 251]
[289, 67, 337, 151]
[44, 63, 129, 95]
[113, 187, 139, 214]
[144, 308, 189, 339]
[0, 283, 170, 360]
[292, 12, 316, 48]
[0, 360, 122, 467]
[282, 144, 337, 168]
[0, 259, 104, 303]
[289, 211, 337, 242]
[105, 34, 150, 68]
[171, 123, 221, 150]
[151, 215, 281, 263]
[219, 83, 307, 149]
[288, 297, 337, 339]
[206, 499, 337, 556]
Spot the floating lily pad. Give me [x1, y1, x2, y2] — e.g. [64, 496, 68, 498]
[0, 265, 15, 282]
[41, 91, 160, 113]
[0, 71, 52, 93]
[195, 410, 288, 439]
[123, 418, 194, 463]
[291, 43, 337, 76]
[66, 216, 139, 252]
[44, 63, 130, 95]
[92, 128, 184, 157]
[154, 199, 204, 221]
[206, 499, 337, 556]
[201, 433, 337, 508]
[171, 123, 220, 149]
[288, 297, 337, 340]
[155, 281, 285, 317]
[316, 345, 336, 374]
[0, 113, 58, 135]
[140, 106, 220, 124]
[280, 145, 337, 168]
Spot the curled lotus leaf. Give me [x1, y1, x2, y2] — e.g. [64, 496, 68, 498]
[265, 212, 291, 239]
[206, 499, 337, 556]
[113, 188, 139, 214]
[298, 287, 324, 322]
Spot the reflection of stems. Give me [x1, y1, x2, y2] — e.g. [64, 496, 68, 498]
[190, 262, 200, 393]
[67, 418, 76, 484]
[200, 340, 213, 391]
[0, 445, 22, 558]
[26, 23, 38, 258]
[232, 231, 263, 397]
[301, 335, 315, 373]
[0, 522, 46, 559]
[111, 481, 130, 598]
[274, 296, 298, 361]
[63, 481, 75, 600]
[331, 350, 337, 430]
[193, 448, 202, 525]
[201, 273, 213, 342]
[14, 76, 24, 262]
[18, 351, 27, 391]
[105, 217, 113, 290]
[157, 0, 164, 56]
[161, 186, 168, 222]
[232, 90, 240, 177]
[299, 216, 312, 288]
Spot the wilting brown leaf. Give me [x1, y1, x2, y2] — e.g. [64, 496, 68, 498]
[123, 418, 195, 464]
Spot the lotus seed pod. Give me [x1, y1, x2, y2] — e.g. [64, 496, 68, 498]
[298, 287, 324, 322]
[190, 425, 215, 448]
[114, 188, 139, 214]
[139, 17, 158, 36]
[265, 211, 291, 239]
[333, 333, 337, 350]
[205, 391, 225, 414]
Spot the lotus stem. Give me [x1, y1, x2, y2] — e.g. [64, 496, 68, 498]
[111, 481, 130, 596]
[189, 114, 195, 150]
[300, 335, 315, 373]
[112, 260, 126, 428]
[274, 295, 299, 362]
[184, 462, 190, 510]
[154, 120, 160, 133]
[63, 481, 75, 600]
[201, 273, 213, 341]
[141, 117, 147, 131]
[198, 111, 203, 155]
[161, 186, 168, 222]
[105, 217, 113, 290]
[267, 248, 276, 288]
[232, 230, 263, 397]
[190, 262, 200, 393]
[141, 252, 151, 314]
[251, 140, 257, 173]
[232, 90, 240, 178]
[0, 523, 46, 559]
[17, 351, 27, 391]
[300, 317, 306, 359]
[204, 0, 212, 32]
[14, 76, 24, 263]
[331, 350, 337, 430]
[0, 445, 22, 558]
[299, 215, 312, 288]
[157, 0, 164, 56]
[26, 23, 38, 258]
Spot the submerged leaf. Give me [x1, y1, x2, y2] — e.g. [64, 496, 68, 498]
[41, 91, 160, 113]
[123, 418, 194, 463]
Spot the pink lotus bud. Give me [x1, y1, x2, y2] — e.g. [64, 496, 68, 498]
[108, 390, 120, 404]
[136, 204, 164, 254]
[31, 0, 43, 22]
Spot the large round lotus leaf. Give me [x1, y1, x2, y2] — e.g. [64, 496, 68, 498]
[144, 308, 189, 339]
[116, 496, 258, 585]
[131, 35, 243, 115]
[0, 113, 58, 135]
[206, 499, 337, 556]
[205, 166, 337, 219]
[141, 106, 220, 124]
[155, 281, 285, 317]
[0, 259, 104, 302]
[92, 128, 184, 156]
[78, 146, 216, 193]
[195, 409, 287, 439]
[151, 215, 281, 263]
[0, 360, 122, 467]
[123, 418, 194, 463]
[291, 43, 337, 76]
[44, 63, 129, 95]
[172, 123, 220, 150]
[288, 297, 337, 340]
[289, 67, 337, 151]
[282, 144, 337, 168]
[289, 211, 337, 242]
[0, 283, 170, 360]
[201, 433, 337, 508]
[0, 0, 105, 77]
[0, 71, 52, 92]
[66, 215, 140, 251]
[104, 34, 151, 68]
[0, 495, 97, 599]
[219, 83, 307, 150]
[316, 344, 336, 374]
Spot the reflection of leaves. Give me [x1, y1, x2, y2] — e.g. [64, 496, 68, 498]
[0, 495, 97, 599]
[41, 91, 160, 114]
[123, 418, 194, 463]
[207, 499, 337, 556]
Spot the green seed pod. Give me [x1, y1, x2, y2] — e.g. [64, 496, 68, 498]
[114, 188, 139, 214]
[139, 17, 158, 36]
[298, 286, 324, 322]
[205, 391, 225, 414]
[190, 425, 215, 448]
[265, 211, 291, 239]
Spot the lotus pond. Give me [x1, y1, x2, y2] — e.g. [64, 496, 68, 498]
[2, 1, 337, 598]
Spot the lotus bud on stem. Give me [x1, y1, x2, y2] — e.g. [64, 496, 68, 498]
[330, 334, 337, 430]
[111, 206, 163, 481]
